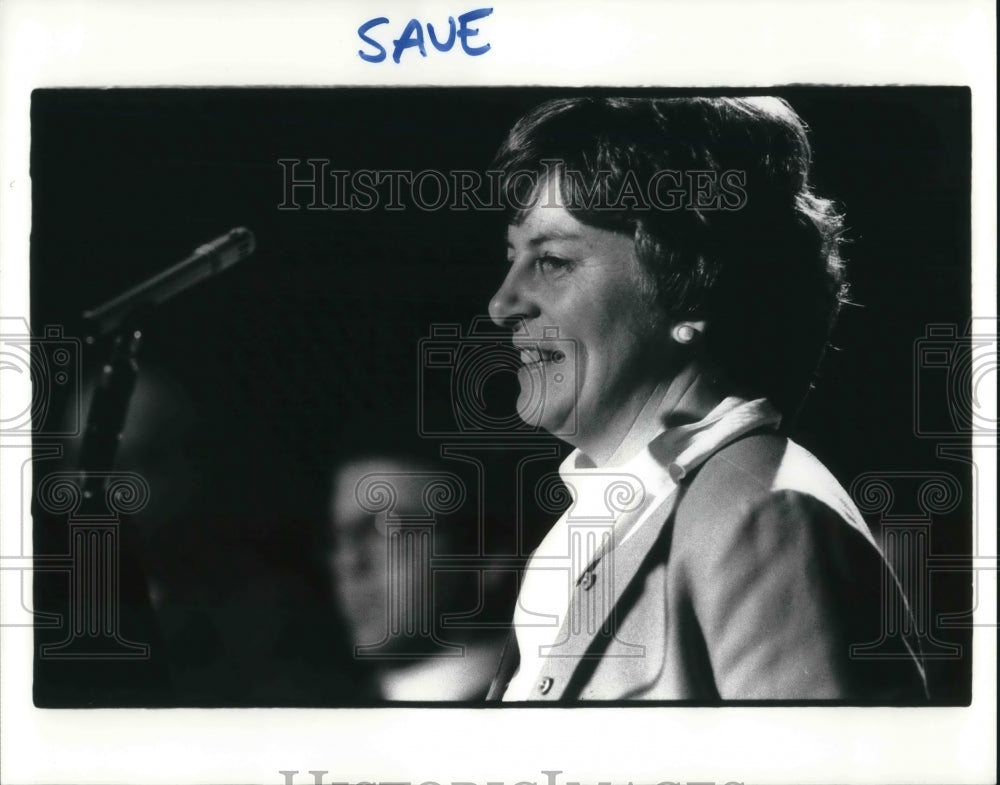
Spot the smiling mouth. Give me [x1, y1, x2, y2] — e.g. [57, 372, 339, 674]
[518, 348, 566, 368]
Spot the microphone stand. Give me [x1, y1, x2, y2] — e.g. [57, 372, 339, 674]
[36, 228, 254, 702]
[80, 316, 144, 507]
[40, 309, 153, 661]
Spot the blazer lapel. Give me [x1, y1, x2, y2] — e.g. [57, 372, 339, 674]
[485, 624, 519, 701]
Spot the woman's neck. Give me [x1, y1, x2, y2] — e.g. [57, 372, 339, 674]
[582, 363, 728, 468]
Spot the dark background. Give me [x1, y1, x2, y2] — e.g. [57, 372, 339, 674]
[29, 87, 973, 706]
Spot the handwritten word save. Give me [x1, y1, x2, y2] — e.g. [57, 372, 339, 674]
[358, 8, 493, 64]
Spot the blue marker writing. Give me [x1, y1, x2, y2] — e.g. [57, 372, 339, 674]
[357, 8, 493, 64]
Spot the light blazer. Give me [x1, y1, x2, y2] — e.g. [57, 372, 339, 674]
[488, 432, 927, 701]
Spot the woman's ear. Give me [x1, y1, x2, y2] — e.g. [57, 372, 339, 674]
[671, 320, 707, 344]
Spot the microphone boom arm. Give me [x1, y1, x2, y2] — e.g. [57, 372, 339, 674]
[82, 226, 255, 338]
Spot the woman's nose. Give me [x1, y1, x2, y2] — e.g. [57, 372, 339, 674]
[489, 266, 536, 328]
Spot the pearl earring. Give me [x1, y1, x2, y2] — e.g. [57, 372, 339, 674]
[674, 324, 697, 344]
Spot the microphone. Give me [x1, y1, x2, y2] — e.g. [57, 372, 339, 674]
[82, 227, 256, 338]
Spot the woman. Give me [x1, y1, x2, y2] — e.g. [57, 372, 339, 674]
[484, 97, 927, 701]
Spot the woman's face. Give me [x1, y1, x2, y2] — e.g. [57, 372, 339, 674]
[489, 194, 676, 458]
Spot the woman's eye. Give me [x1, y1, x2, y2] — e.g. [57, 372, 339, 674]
[537, 254, 573, 274]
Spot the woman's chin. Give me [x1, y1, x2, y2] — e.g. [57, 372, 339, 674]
[515, 399, 543, 430]
[517, 393, 574, 438]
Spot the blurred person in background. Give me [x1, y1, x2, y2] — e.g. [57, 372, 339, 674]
[328, 452, 507, 701]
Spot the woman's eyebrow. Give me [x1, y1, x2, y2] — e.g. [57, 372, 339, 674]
[507, 230, 585, 248]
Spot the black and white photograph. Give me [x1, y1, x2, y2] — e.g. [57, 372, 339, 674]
[23, 86, 974, 708]
[0, 2, 995, 784]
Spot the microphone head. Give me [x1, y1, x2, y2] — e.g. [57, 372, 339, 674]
[196, 227, 256, 271]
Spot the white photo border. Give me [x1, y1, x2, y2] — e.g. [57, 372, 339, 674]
[0, 1, 995, 784]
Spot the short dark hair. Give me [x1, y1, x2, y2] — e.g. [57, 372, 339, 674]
[493, 96, 848, 417]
